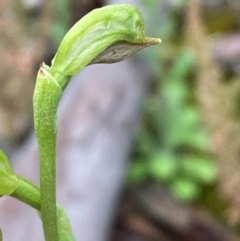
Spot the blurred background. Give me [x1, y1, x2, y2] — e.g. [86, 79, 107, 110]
[0, 0, 240, 240]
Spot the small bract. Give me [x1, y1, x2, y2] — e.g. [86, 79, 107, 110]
[0, 150, 17, 196]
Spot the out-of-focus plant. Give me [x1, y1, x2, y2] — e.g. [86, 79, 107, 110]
[51, 0, 72, 44]
[128, 0, 217, 202]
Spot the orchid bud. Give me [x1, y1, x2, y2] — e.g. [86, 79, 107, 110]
[49, 4, 161, 89]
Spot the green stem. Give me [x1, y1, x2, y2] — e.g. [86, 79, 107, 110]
[33, 65, 63, 241]
[11, 176, 75, 241]
[39, 126, 58, 241]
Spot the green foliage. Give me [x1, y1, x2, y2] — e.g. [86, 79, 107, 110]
[181, 156, 216, 184]
[148, 152, 177, 182]
[128, 0, 217, 202]
[170, 178, 200, 201]
[129, 50, 217, 202]
[51, 0, 72, 44]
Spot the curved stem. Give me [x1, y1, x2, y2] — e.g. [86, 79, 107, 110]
[33, 65, 62, 241]
[11, 176, 75, 241]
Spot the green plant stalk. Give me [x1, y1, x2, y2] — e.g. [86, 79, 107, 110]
[33, 4, 160, 241]
[33, 65, 63, 241]
[11, 176, 75, 241]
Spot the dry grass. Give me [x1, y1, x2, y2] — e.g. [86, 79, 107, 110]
[186, 0, 240, 225]
[0, 0, 54, 142]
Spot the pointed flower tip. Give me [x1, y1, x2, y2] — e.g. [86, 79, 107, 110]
[145, 37, 162, 45]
